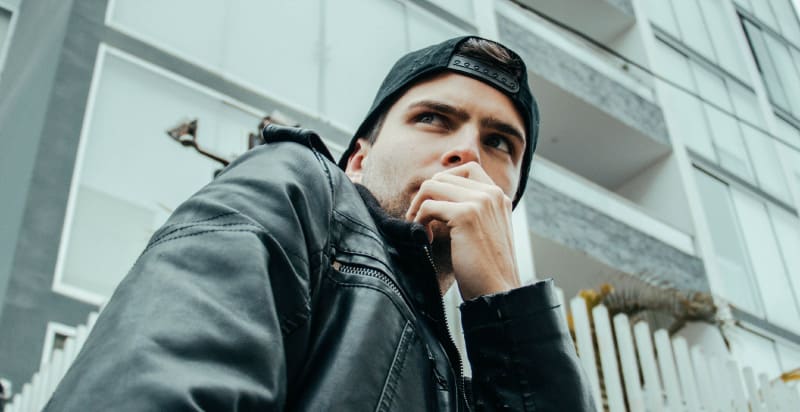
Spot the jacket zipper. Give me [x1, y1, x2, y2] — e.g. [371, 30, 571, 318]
[335, 261, 404, 301]
[422, 245, 469, 411]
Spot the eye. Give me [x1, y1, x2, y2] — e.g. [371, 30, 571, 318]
[414, 112, 448, 129]
[485, 134, 513, 154]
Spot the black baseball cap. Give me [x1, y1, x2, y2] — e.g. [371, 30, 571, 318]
[337, 35, 539, 208]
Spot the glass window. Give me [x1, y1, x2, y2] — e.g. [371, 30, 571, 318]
[770, 206, 800, 310]
[434, 0, 474, 23]
[407, 3, 466, 51]
[692, 61, 733, 111]
[694, 169, 762, 315]
[705, 106, 754, 181]
[774, 116, 800, 147]
[734, 0, 754, 13]
[642, 0, 681, 38]
[731, 190, 800, 332]
[0, 6, 12, 77]
[109, 0, 227, 69]
[110, 0, 322, 116]
[751, 0, 780, 31]
[222, 0, 322, 114]
[764, 35, 800, 116]
[699, 0, 750, 81]
[741, 124, 792, 203]
[58, 51, 259, 299]
[769, 0, 800, 44]
[728, 81, 764, 127]
[743, 19, 791, 111]
[654, 39, 695, 90]
[0, 8, 10, 53]
[662, 85, 716, 160]
[322, 0, 406, 130]
[655, 42, 718, 159]
[672, 0, 716, 60]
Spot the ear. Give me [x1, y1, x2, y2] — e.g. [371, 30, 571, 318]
[344, 138, 371, 184]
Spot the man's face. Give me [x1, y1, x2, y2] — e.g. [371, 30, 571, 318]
[346, 72, 526, 220]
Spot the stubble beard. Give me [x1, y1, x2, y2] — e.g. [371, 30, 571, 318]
[360, 161, 455, 280]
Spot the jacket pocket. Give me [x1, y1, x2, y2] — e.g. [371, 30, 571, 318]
[376, 320, 416, 412]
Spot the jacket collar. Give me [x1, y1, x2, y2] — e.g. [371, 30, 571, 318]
[354, 184, 445, 320]
[353, 184, 429, 247]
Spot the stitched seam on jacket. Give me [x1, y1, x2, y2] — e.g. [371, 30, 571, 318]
[324, 270, 412, 317]
[311, 147, 335, 302]
[145, 222, 263, 252]
[152, 211, 239, 242]
[333, 210, 383, 243]
[462, 304, 561, 334]
[376, 321, 415, 412]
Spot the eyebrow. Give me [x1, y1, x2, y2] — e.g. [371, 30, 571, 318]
[407, 99, 526, 147]
[407, 100, 469, 122]
[481, 117, 525, 146]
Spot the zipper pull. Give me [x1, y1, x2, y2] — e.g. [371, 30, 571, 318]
[427, 346, 448, 391]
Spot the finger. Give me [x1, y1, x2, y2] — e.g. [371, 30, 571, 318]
[405, 179, 490, 220]
[432, 173, 503, 194]
[412, 199, 465, 228]
[435, 162, 495, 185]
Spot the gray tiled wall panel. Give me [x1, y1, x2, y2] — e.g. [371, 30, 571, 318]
[498, 13, 669, 145]
[526, 179, 709, 292]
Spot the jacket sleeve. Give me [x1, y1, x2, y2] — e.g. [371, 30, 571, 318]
[460, 279, 597, 411]
[44, 140, 334, 411]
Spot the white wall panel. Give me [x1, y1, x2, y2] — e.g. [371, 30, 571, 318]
[694, 170, 761, 314]
[732, 190, 800, 332]
[57, 49, 259, 300]
[741, 124, 791, 203]
[322, 0, 406, 130]
[671, 0, 716, 60]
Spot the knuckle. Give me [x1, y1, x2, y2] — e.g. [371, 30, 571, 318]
[477, 192, 493, 208]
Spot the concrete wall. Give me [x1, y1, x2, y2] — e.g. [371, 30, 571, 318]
[525, 179, 708, 292]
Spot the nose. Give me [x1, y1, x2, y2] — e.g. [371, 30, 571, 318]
[440, 129, 481, 167]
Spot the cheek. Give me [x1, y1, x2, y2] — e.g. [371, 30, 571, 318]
[486, 163, 519, 196]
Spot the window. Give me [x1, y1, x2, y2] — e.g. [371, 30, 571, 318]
[690, 62, 754, 181]
[695, 167, 800, 333]
[0, 7, 10, 51]
[740, 124, 791, 203]
[694, 169, 762, 315]
[731, 190, 800, 331]
[742, 15, 800, 120]
[671, 0, 715, 61]
[54, 47, 261, 303]
[769, 0, 800, 45]
[653, 41, 716, 160]
[108, 0, 467, 132]
[646, 0, 750, 82]
[0, 5, 12, 77]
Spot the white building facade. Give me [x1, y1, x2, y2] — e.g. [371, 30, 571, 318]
[1, 0, 799, 403]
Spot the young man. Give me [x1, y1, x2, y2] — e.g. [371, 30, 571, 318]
[45, 36, 595, 411]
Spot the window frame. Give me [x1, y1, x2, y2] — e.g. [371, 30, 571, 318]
[693, 162, 800, 335]
[738, 9, 800, 124]
[51, 44, 267, 305]
[0, 0, 19, 82]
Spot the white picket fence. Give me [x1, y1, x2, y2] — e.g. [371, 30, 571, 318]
[562, 294, 800, 412]
[4, 295, 800, 411]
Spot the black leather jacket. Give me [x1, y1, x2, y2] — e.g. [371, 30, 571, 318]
[45, 126, 595, 411]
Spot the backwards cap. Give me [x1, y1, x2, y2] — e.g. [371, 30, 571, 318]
[337, 36, 539, 208]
